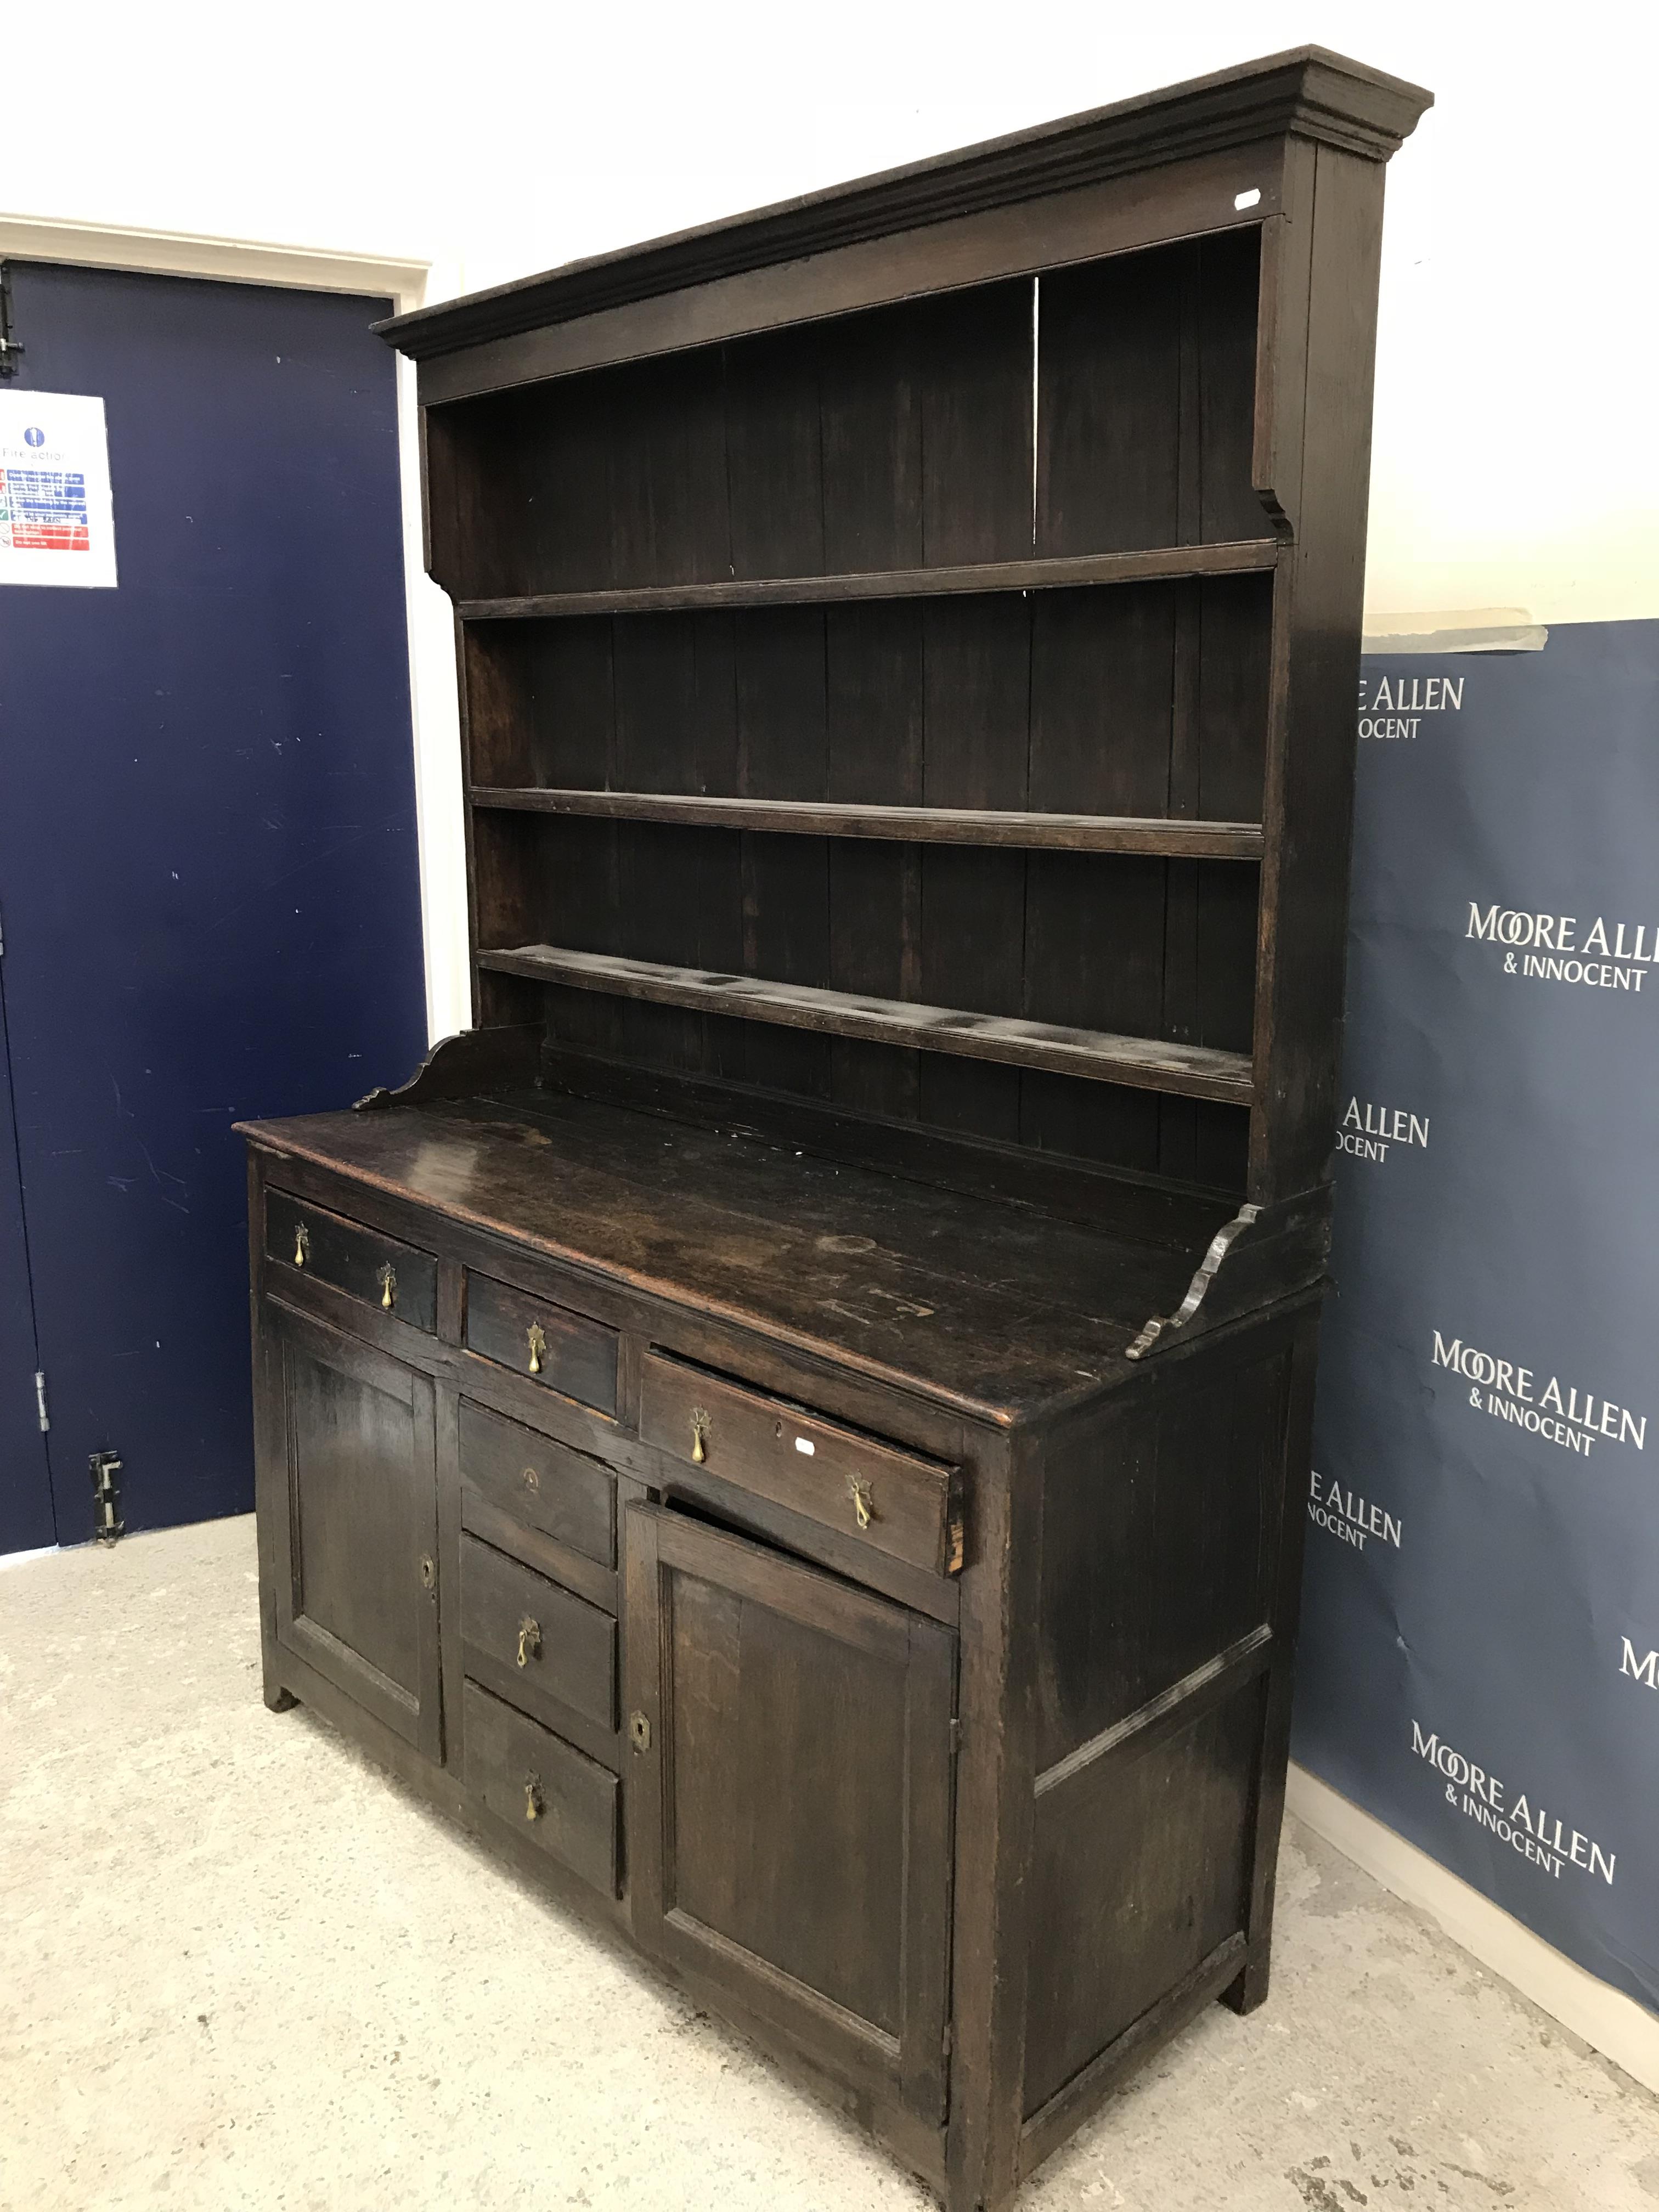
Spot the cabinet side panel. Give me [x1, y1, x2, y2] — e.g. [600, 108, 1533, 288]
[1034, 1338, 1288, 1771]
[1249, 146, 1387, 1203]
[1022, 1674, 1263, 2118]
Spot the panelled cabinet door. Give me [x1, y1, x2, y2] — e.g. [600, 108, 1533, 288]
[624, 1503, 956, 2126]
[261, 1303, 442, 1761]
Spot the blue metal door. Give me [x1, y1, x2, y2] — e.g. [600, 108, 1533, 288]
[0, 262, 428, 1543]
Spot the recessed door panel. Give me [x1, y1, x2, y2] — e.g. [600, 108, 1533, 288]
[624, 1502, 955, 2125]
[266, 1304, 441, 1759]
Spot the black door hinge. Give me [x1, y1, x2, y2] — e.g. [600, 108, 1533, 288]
[0, 264, 22, 378]
[91, 1451, 123, 1542]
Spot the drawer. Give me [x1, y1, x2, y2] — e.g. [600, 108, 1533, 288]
[460, 1533, 617, 1737]
[641, 1352, 963, 1578]
[462, 1679, 618, 1898]
[266, 1189, 437, 1332]
[458, 1399, 615, 1568]
[465, 1271, 618, 1415]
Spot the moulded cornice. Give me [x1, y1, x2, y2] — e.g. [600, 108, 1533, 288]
[379, 47, 1430, 363]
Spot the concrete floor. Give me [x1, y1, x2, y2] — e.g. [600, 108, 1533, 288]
[2, 1519, 1656, 2212]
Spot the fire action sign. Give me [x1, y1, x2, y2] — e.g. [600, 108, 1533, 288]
[0, 390, 117, 588]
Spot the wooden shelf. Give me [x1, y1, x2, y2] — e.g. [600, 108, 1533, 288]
[457, 540, 1279, 623]
[470, 788, 1265, 860]
[478, 946, 1255, 1104]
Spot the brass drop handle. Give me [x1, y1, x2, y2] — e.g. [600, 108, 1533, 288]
[526, 1322, 546, 1376]
[293, 1222, 309, 1268]
[690, 1407, 709, 1465]
[377, 1262, 397, 1311]
[516, 1615, 541, 1668]
[850, 1479, 874, 1531]
[523, 1774, 544, 1822]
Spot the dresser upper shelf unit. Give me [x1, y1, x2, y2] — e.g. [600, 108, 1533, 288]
[399, 46, 1432, 1215]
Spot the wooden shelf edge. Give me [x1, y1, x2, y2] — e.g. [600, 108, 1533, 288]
[456, 540, 1280, 622]
[469, 789, 1265, 860]
[478, 946, 1256, 1105]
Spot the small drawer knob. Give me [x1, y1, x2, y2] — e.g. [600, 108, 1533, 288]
[523, 1774, 544, 1822]
[526, 1322, 546, 1376]
[377, 1262, 397, 1311]
[293, 1222, 309, 1268]
[516, 1616, 541, 1669]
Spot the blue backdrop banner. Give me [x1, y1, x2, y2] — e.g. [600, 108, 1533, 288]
[1292, 619, 1659, 2016]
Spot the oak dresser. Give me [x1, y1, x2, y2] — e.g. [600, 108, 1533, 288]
[242, 48, 1430, 2209]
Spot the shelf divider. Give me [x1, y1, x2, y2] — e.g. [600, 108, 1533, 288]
[469, 788, 1264, 859]
[478, 946, 1255, 1104]
[458, 539, 1279, 623]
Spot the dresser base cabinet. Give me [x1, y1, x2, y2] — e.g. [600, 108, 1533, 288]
[244, 48, 1427, 2212]
[244, 1110, 1319, 2210]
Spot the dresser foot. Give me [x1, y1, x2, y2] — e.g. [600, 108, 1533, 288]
[1218, 1939, 1271, 2016]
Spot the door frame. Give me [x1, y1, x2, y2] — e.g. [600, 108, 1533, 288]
[0, 213, 466, 1048]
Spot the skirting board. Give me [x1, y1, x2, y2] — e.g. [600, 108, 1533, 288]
[1288, 1762, 1659, 2096]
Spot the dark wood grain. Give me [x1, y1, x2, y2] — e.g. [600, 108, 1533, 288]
[478, 946, 1255, 1102]
[244, 1094, 1207, 1423]
[1022, 1677, 1262, 2115]
[253, 60, 1426, 2211]
[463, 1268, 619, 1415]
[469, 785, 1265, 856]
[625, 1503, 956, 2124]
[1247, 142, 1390, 1205]
[456, 540, 1278, 621]
[640, 1351, 963, 1576]
[264, 1302, 442, 1761]
[459, 1531, 618, 1740]
[383, 50, 1428, 364]
[265, 1188, 438, 1333]
[458, 1396, 616, 1567]
[1034, 1340, 1286, 1771]
[462, 1678, 619, 1896]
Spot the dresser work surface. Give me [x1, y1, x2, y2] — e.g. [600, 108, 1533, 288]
[249, 1090, 1223, 1421]
[246, 47, 1429, 2212]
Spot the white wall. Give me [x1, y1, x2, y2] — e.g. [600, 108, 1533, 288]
[4, 0, 1655, 1028]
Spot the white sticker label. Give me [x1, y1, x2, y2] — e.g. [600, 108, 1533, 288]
[794, 1437, 815, 1456]
[0, 390, 118, 589]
